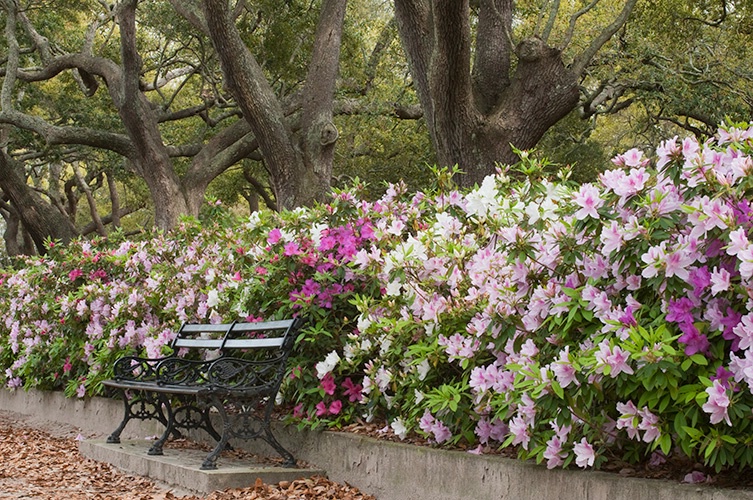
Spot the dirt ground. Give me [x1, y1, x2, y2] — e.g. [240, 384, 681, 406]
[0, 410, 375, 500]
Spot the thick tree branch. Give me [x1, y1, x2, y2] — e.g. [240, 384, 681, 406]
[242, 167, 277, 212]
[202, 0, 300, 206]
[80, 205, 142, 236]
[541, 0, 560, 43]
[394, 0, 434, 128]
[363, 17, 397, 95]
[561, 0, 600, 50]
[473, 0, 512, 114]
[300, 0, 347, 157]
[72, 163, 106, 236]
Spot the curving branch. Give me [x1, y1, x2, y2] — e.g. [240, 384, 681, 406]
[540, 0, 560, 44]
[570, 0, 637, 77]
[682, 0, 727, 28]
[561, 0, 600, 51]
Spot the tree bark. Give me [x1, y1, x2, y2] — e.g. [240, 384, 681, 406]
[201, 0, 346, 209]
[0, 151, 78, 254]
[394, 0, 637, 187]
[115, 0, 189, 229]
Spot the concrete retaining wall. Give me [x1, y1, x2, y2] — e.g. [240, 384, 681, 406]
[2, 388, 751, 500]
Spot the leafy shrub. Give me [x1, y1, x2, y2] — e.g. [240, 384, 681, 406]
[3, 123, 753, 473]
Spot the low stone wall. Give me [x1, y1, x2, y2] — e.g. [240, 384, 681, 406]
[1, 388, 751, 500]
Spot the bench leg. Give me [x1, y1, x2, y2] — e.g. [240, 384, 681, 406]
[199, 395, 296, 470]
[147, 393, 175, 456]
[106, 389, 130, 444]
[106, 389, 173, 450]
[259, 399, 296, 468]
[200, 396, 230, 470]
[262, 425, 296, 468]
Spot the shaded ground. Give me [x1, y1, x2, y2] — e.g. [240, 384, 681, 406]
[4, 407, 753, 499]
[0, 411, 374, 500]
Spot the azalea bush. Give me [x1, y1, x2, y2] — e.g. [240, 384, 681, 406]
[0, 202, 380, 406]
[2, 122, 753, 474]
[333, 124, 753, 473]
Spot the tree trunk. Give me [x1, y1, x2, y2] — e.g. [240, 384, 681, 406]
[0, 151, 78, 254]
[394, 0, 636, 188]
[201, 0, 346, 209]
[115, 0, 190, 229]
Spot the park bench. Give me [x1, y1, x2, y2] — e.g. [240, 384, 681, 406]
[102, 318, 301, 470]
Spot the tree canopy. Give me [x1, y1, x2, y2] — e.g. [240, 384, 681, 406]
[0, 0, 750, 254]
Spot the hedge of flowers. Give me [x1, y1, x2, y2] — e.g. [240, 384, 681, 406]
[2, 123, 753, 474]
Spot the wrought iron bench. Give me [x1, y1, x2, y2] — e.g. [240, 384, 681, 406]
[101, 318, 301, 470]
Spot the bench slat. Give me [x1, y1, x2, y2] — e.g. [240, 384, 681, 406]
[172, 338, 225, 349]
[179, 323, 234, 333]
[232, 320, 295, 332]
[222, 338, 285, 349]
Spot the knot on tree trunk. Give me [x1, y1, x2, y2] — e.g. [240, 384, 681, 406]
[319, 121, 339, 146]
[515, 37, 558, 62]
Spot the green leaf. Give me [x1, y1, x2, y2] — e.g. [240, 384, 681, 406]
[660, 433, 672, 455]
[682, 426, 703, 440]
[690, 354, 708, 366]
[704, 439, 717, 460]
[721, 435, 738, 444]
[551, 380, 564, 399]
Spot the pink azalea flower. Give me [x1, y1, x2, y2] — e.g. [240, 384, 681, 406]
[683, 471, 707, 484]
[419, 409, 436, 435]
[543, 435, 567, 469]
[328, 400, 342, 415]
[637, 407, 661, 443]
[573, 438, 596, 468]
[655, 136, 680, 169]
[733, 314, 753, 351]
[710, 267, 731, 295]
[616, 401, 640, 440]
[293, 404, 304, 418]
[432, 420, 452, 444]
[663, 246, 694, 281]
[320, 373, 336, 396]
[702, 380, 732, 426]
[573, 184, 604, 220]
[678, 322, 710, 356]
[600, 221, 624, 255]
[641, 243, 666, 279]
[267, 228, 282, 245]
[342, 377, 363, 403]
[315, 401, 328, 417]
[283, 241, 301, 256]
[599, 168, 626, 192]
[508, 415, 531, 450]
[595, 342, 634, 377]
[68, 269, 83, 281]
[551, 347, 579, 388]
[726, 228, 749, 256]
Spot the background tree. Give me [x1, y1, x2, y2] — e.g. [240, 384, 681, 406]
[537, 0, 753, 179]
[197, 0, 346, 209]
[0, 0, 431, 254]
[392, 0, 639, 187]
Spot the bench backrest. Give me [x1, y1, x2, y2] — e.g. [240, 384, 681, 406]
[171, 318, 300, 354]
